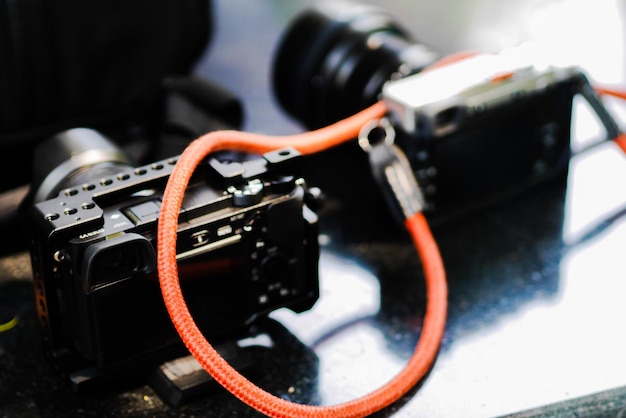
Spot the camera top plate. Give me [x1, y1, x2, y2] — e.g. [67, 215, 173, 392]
[382, 46, 584, 137]
[29, 147, 302, 245]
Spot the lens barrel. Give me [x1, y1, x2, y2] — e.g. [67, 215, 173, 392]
[272, 1, 439, 129]
[31, 128, 133, 203]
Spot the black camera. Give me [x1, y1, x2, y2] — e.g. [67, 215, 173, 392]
[272, 1, 605, 222]
[27, 128, 320, 387]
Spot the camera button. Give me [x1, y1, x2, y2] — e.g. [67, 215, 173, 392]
[217, 225, 233, 237]
[191, 230, 209, 247]
[232, 180, 264, 207]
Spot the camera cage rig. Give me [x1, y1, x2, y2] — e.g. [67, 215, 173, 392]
[28, 142, 321, 388]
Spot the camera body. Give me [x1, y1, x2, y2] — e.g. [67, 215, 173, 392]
[381, 49, 583, 220]
[28, 135, 320, 386]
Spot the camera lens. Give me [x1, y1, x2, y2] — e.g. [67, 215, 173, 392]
[31, 128, 133, 203]
[271, 1, 439, 129]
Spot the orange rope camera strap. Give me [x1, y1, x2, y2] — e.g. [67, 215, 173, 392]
[595, 87, 626, 153]
[155, 54, 626, 417]
[156, 101, 448, 417]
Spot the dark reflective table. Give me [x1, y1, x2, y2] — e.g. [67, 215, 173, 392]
[3, 1, 626, 417]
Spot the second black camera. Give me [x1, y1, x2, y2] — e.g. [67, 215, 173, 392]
[272, 1, 597, 221]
